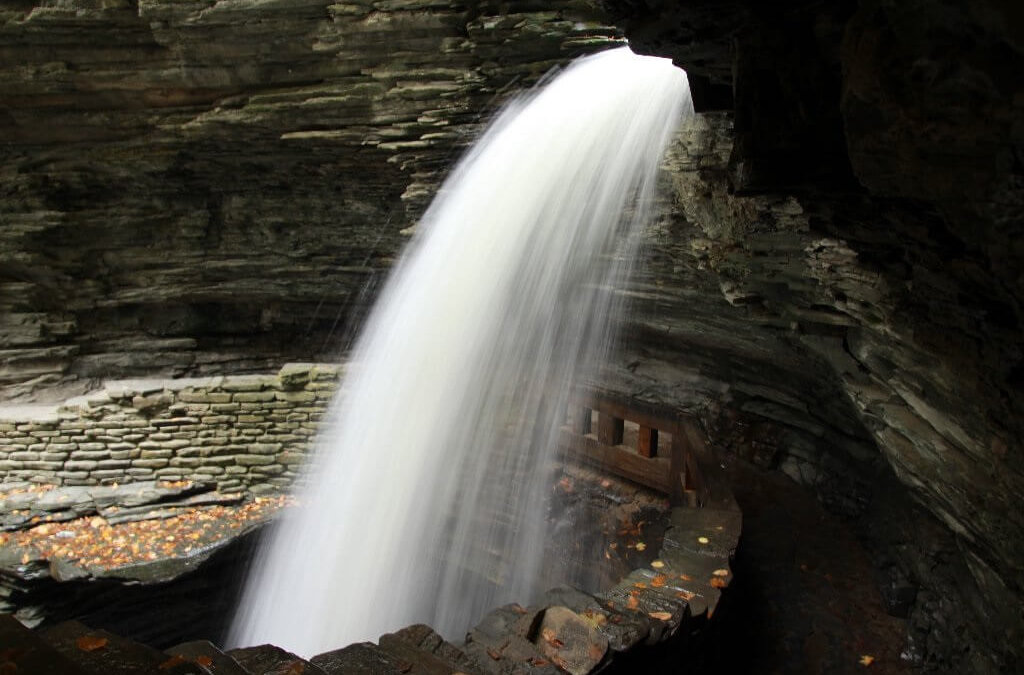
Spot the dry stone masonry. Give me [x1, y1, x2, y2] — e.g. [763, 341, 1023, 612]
[0, 364, 340, 494]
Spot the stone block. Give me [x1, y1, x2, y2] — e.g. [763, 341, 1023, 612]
[311, 364, 343, 381]
[97, 459, 131, 469]
[11, 451, 41, 461]
[5, 435, 33, 446]
[248, 443, 282, 455]
[126, 468, 155, 478]
[108, 450, 133, 460]
[29, 430, 60, 438]
[70, 450, 110, 460]
[196, 465, 226, 475]
[56, 470, 89, 480]
[275, 390, 316, 403]
[46, 442, 77, 453]
[211, 403, 241, 413]
[169, 457, 202, 468]
[132, 458, 169, 469]
[140, 449, 173, 459]
[240, 429, 265, 437]
[152, 417, 200, 427]
[221, 375, 275, 392]
[278, 363, 314, 390]
[236, 414, 266, 424]
[91, 469, 129, 480]
[155, 469, 184, 479]
[39, 452, 70, 461]
[108, 442, 135, 451]
[23, 461, 62, 471]
[201, 415, 233, 424]
[149, 433, 173, 441]
[225, 466, 247, 475]
[65, 460, 98, 471]
[250, 464, 285, 476]
[236, 455, 276, 466]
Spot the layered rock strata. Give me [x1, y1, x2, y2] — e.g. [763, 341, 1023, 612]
[0, 0, 621, 400]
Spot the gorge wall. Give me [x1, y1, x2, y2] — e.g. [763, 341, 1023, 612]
[1, 0, 1022, 673]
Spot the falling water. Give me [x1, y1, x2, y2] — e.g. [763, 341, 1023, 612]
[230, 46, 693, 656]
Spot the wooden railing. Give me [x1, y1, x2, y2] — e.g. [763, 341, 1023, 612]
[559, 388, 710, 507]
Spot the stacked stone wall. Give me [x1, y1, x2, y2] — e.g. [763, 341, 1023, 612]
[0, 364, 340, 494]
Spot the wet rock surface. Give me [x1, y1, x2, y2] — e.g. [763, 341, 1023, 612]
[0, 473, 741, 674]
[1, 0, 1022, 672]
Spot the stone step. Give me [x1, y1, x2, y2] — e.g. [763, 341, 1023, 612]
[0, 613, 92, 675]
[227, 644, 328, 675]
[165, 639, 250, 675]
[38, 619, 204, 674]
[382, 624, 481, 674]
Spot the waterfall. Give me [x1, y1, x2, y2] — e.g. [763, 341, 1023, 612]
[229, 46, 693, 656]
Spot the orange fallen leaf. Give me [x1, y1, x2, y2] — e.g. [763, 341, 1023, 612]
[648, 611, 672, 621]
[76, 635, 108, 652]
[626, 595, 640, 610]
[284, 661, 306, 674]
[651, 575, 667, 588]
[650, 560, 665, 569]
[859, 655, 875, 667]
[486, 647, 502, 660]
[678, 573, 694, 581]
[196, 655, 214, 667]
[710, 577, 727, 589]
[159, 656, 186, 669]
[635, 542, 647, 551]
[676, 590, 695, 601]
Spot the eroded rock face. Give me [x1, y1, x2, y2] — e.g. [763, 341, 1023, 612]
[2, 0, 1022, 672]
[0, 0, 622, 399]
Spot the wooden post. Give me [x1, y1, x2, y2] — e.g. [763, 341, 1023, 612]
[637, 426, 658, 458]
[669, 424, 687, 506]
[598, 413, 624, 446]
[574, 406, 592, 435]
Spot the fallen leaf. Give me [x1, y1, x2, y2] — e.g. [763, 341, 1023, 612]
[648, 611, 673, 621]
[626, 595, 640, 610]
[651, 575, 667, 588]
[859, 655, 875, 667]
[76, 635, 108, 652]
[196, 655, 214, 667]
[676, 590, 695, 601]
[710, 577, 727, 589]
[635, 542, 647, 551]
[697, 536, 709, 545]
[651, 560, 665, 569]
[678, 573, 694, 581]
[712, 568, 729, 577]
[284, 662, 305, 675]
[159, 656, 186, 669]
[486, 647, 502, 661]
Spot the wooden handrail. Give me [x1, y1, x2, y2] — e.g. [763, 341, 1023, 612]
[561, 388, 710, 507]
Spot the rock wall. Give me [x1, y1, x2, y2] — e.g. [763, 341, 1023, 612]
[0, 363, 339, 492]
[0, 0, 621, 400]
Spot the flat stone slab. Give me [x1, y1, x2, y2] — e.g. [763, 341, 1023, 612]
[229, 644, 328, 675]
[40, 620, 203, 674]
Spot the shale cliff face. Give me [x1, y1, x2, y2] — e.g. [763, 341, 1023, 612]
[0, 0, 620, 398]
[2, 0, 1022, 672]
